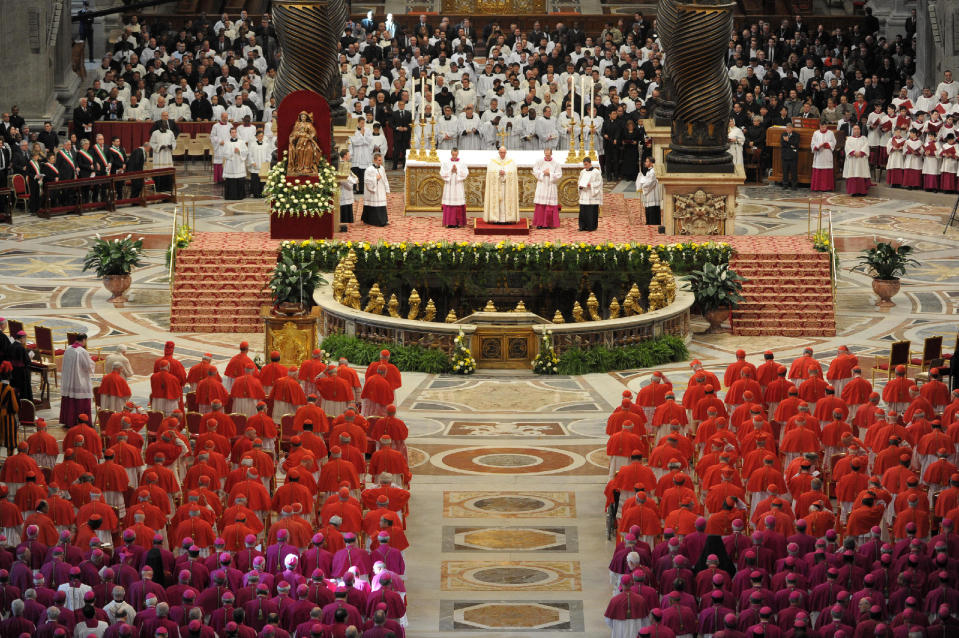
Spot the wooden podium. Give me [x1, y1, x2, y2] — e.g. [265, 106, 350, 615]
[766, 123, 837, 185]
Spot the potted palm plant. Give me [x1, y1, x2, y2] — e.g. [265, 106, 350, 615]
[857, 241, 918, 308]
[82, 234, 144, 305]
[683, 262, 747, 333]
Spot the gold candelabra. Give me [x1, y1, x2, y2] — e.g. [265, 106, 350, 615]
[427, 116, 439, 162]
[587, 124, 597, 161]
[410, 120, 423, 161]
[567, 122, 580, 163]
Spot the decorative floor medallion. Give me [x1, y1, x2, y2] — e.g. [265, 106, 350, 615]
[441, 560, 582, 591]
[439, 600, 585, 631]
[443, 526, 577, 552]
[443, 491, 576, 518]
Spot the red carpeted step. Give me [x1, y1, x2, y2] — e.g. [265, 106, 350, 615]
[473, 219, 531, 235]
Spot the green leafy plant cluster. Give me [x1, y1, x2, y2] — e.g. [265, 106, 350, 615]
[320, 334, 451, 374]
[264, 154, 338, 217]
[857, 241, 918, 280]
[83, 234, 144, 277]
[683, 262, 747, 314]
[551, 335, 689, 375]
[270, 241, 328, 307]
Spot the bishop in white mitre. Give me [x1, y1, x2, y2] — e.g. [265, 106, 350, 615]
[483, 146, 520, 223]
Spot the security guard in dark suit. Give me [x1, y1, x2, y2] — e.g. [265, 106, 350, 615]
[780, 122, 800, 189]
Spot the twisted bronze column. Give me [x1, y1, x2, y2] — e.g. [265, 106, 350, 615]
[652, 0, 678, 127]
[666, 0, 734, 173]
[272, 0, 349, 122]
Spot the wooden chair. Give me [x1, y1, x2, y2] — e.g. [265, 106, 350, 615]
[186, 411, 202, 435]
[33, 325, 60, 387]
[186, 391, 198, 413]
[744, 148, 762, 184]
[11, 174, 28, 210]
[911, 336, 943, 372]
[187, 139, 207, 166]
[7, 319, 23, 337]
[280, 414, 295, 453]
[146, 410, 163, 435]
[97, 409, 114, 432]
[872, 340, 913, 384]
[18, 398, 36, 432]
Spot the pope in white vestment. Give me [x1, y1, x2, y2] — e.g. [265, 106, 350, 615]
[483, 146, 520, 223]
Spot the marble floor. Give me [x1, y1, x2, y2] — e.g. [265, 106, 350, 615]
[3, 167, 959, 636]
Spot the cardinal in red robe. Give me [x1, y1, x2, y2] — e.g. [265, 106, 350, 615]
[361, 366, 395, 417]
[366, 350, 402, 390]
[258, 351, 288, 394]
[882, 365, 915, 413]
[270, 370, 308, 419]
[224, 341, 255, 391]
[196, 369, 229, 414]
[298, 349, 326, 396]
[154, 340, 187, 385]
[186, 352, 220, 388]
[99, 362, 133, 412]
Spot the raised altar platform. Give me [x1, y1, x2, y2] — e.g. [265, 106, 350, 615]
[405, 149, 582, 214]
[474, 219, 530, 235]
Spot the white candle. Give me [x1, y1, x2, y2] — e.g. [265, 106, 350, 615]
[421, 76, 425, 120]
[580, 75, 585, 122]
[589, 79, 594, 121]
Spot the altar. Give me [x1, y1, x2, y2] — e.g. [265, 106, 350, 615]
[404, 150, 584, 214]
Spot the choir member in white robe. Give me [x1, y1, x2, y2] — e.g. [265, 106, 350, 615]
[532, 148, 562, 228]
[519, 110, 538, 150]
[922, 132, 942, 192]
[458, 106, 484, 150]
[222, 128, 248, 200]
[483, 146, 520, 223]
[338, 148, 358, 223]
[885, 129, 906, 187]
[940, 133, 958, 192]
[246, 129, 272, 198]
[842, 125, 872, 196]
[370, 124, 388, 159]
[148, 122, 176, 192]
[558, 106, 580, 150]
[727, 119, 745, 167]
[210, 113, 232, 183]
[578, 157, 604, 231]
[810, 122, 837, 191]
[505, 111, 523, 150]
[361, 152, 390, 226]
[479, 118, 502, 149]
[902, 129, 924, 188]
[481, 99, 505, 124]
[865, 104, 885, 166]
[878, 106, 896, 166]
[440, 148, 468, 227]
[436, 106, 461, 151]
[236, 119, 257, 146]
[59, 334, 95, 427]
[411, 106, 434, 152]
[535, 107, 560, 151]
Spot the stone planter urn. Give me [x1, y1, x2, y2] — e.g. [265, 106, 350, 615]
[704, 306, 730, 333]
[103, 274, 132, 306]
[872, 277, 901, 308]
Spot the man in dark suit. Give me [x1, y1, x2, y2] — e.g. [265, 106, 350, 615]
[0, 138, 11, 188]
[11, 140, 29, 177]
[780, 122, 800, 189]
[107, 136, 127, 199]
[8, 106, 24, 134]
[37, 122, 59, 153]
[125, 141, 149, 199]
[73, 98, 97, 143]
[389, 100, 412, 170]
[76, 138, 96, 202]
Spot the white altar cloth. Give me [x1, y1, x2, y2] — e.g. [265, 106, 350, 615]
[406, 149, 579, 168]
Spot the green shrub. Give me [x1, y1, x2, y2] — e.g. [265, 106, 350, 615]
[320, 334, 452, 374]
[554, 335, 688, 375]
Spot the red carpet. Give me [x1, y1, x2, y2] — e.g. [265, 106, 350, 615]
[170, 194, 834, 336]
[473, 218, 530, 235]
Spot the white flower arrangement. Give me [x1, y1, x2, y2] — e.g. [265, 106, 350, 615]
[532, 332, 560, 375]
[264, 151, 339, 218]
[451, 331, 475, 375]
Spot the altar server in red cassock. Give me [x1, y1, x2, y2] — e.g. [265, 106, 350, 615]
[362, 366, 395, 417]
[99, 362, 133, 412]
[186, 352, 220, 389]
[154, 341, 187, 385]
[366, 350, 402, 390]
[224, 341, 255, 392]
[196, 369, 229, 415]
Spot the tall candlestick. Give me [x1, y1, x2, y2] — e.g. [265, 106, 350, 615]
[580, 76, 585, 123]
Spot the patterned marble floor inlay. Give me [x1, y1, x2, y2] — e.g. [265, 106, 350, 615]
[443, 491, 577, 518]
[443, 526, 578, 552]
[425, 445, 603, 476]
[446, 420, 567, 436]
[439, 601, 585, 632]
[416, 379, 600, 412]
[441, 560, 582, 591]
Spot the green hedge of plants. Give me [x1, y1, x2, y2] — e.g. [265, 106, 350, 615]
[320, 334, 451, 374]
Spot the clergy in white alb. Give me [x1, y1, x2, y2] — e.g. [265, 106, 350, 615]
[810, 122, 837, 191]
[535, 107, 560, 151]
[222, 128, 249, 200]
[361, 152, 390, 227]
[338, 148, 358, 223]
[148, 122, 176, 191]
[727, 119, 745, 166]
[348, 121, 373, 194]
[436, 106, 461, 151]
[577, 157, 604, 231]
[518, 110, 538, 151]
[532, 148, 562, 228]
[483, 146, 520, 223]
[458, 106, 484, 150]
[210, 113, 233, 183]
[59, 334, 95, 428]
[246, 129, 272, 198]
[842, 125, 872, 196]
[440, 148, 469, 227]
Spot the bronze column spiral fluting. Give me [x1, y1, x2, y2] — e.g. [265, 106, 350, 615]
[652, 0, 678, 127]
[272, 0, 349, 122]
[666, 0, 735, 173]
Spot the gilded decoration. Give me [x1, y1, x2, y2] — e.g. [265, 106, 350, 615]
[288, 111, 323, 176]
[265, 317, 317, 366]
[441, 0, 545, 13]
[672, 189, 729, 235]
[406, 165, 580, 213]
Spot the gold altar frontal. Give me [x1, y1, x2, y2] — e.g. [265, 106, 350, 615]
[405, 162, 582, 214]
[261, 306, 321, 367]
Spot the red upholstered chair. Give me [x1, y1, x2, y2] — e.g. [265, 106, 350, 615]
[911, 336, 943, 371]
[186, 411, 202, 435]
[11, 174, 28, 210]
[186, 391, 198, 413]
[33, 325, 60, 387]
[872, 340, 912, 384]
[18, 399, 36, 432]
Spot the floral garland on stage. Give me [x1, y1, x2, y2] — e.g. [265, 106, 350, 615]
[451, 331, 476, 375]
[264, 152, 338, 217]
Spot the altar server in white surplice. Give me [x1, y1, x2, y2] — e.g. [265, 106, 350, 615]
[810, 122, 838, 191]
[483, 146, 520, 223]
[210, 112, 233, 183]
[458, 105, 484, 150]
[222, 127, 249, 200]
[535, 106, 560, 151]
[361, 152, 390, 226]
[842, 125, 872, 196]
[437, 105, 461, 150]
[578, 157, 604, 231]
[348, 120, 373, 194]
[247, 128, 272, 198]
[440, 148, 469, 227]
[518, 108, 538, 150]
[532, 148, 563, 228]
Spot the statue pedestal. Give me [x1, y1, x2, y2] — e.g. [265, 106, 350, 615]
[658, 165, 745, 235]
[262, 306, 321, 367]
[645, 122, 672, 166]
